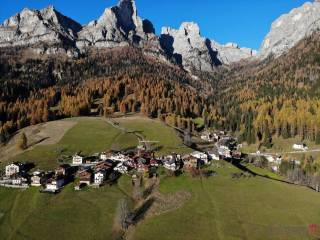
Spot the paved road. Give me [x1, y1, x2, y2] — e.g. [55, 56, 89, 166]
[249, 149, 320, 156]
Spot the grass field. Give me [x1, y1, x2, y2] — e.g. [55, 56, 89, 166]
[244, 164, 284, 181]
[2, 117, 320, 240]
[3, 116, 191, 170]
[0, 181, 133, 240]
[117, 117, 192, 155]
[241, 136, 320, 154]
[1, 162, 320, 240]
[132, 163, 320, 240]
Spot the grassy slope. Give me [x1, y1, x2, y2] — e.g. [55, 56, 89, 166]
[244, 164, 284, 181]
[133, 163, 320, 240]
[6, 116, 190, 170]
[2, 118, 320, 240]
[8, 118, 127, 170]
[0, 182, 132, 240]
[117, 117, 192, 156]
[241, 136, 320, 154]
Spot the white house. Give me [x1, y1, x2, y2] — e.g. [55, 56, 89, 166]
[100, 152, 108, 161]
[207, 151, 220, 161]
[31, 171, 44, 186]
[217, 146, 231, 159]
[45, 177, 65, 191]
[294, 160, 301, 165]
[5, 163, 21, 176]
[114, 163, 128, 174]
[94, 171, 106, 185]
[265, 155, 276, 163]
[163, 161, 178, 171]
[109, 153, 130, 162]
[201, 132, 213, 142]
[293, 144, 308, 151]
[275, 156, 282, 165]
[72, 154, 84, 165]
[191, 151, 208, 164]
[11, 175, 28, 186]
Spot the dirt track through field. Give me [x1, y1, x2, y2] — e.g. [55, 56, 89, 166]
[0, 120, 77, 163]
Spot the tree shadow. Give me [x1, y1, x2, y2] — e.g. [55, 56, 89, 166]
[130, 198, 155, 225]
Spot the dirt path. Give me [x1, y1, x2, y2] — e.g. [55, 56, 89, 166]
[105, 118, 145, 142]
[0, 120, 77, 163]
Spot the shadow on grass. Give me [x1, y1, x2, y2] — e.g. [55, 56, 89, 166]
[226, 158, 296, 186]
[130, 198, 155, 225]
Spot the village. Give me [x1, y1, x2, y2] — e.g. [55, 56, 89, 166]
[0, 130, 246, 193]
[0, 129, 312, 193]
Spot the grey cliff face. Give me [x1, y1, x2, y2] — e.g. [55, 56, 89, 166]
[259, 1, 320, 59]
[211, 41, 256, 65]
[0, 6, 82, 56]
[0, 0, 267, 71]
[76, 0, 160, 54]
[160, 22, 255, 72]
[160, 22, 220, 72]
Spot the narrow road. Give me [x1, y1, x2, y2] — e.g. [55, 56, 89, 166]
[249, 149, 320, 156]
[105, 118, 145, 142]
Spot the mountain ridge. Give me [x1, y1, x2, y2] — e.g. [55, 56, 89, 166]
[1, 0, 320, 73]
[0, 0, 255, 72]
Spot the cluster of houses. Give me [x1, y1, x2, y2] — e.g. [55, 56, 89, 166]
[0, 130, 242, 193]
[0, 141, 239, 193]
[201, 130, 242, 159]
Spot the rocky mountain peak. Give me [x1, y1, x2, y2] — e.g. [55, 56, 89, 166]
[180, 22, 200, 35]
[259, 1, 320, 59]
[160, 22, 218, 72]
[160, 21, 255, 71]
[0, 6, 82, 56]
[76, 0, 159, 52]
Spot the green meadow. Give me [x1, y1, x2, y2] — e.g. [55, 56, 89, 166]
[1, 117, 320, 240]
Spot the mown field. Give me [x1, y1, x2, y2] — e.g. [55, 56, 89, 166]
[1, 117, 320, 240]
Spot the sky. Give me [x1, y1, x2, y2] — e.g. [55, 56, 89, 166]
[0, 0, 311, 50]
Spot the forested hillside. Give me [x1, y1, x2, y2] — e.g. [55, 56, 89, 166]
[0, 47, 217, 142]
[1, 32, 320, 147]
[211, 32, 320, 146]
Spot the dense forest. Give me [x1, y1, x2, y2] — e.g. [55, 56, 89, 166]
[0, 47, 217, 143]
[211, 32, 320, 146]
[1, 33, 320, 148]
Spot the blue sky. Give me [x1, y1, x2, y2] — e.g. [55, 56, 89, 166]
[0, 0, 311, 49]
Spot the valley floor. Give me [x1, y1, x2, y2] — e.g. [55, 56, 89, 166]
[0, 116, 320, 240]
